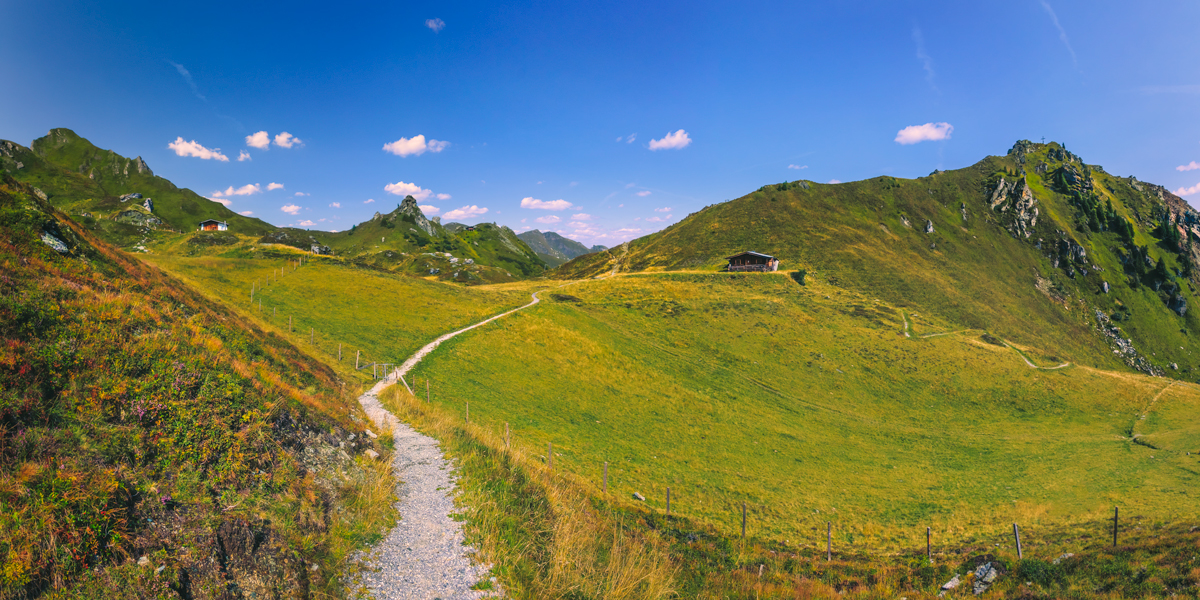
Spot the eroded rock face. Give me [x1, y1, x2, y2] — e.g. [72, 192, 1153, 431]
[988, 176, 1039, 238]
[115, 210, 163, 227]
[396, 195, 438, 237]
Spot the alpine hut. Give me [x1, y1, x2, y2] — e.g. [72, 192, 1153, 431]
[198, 219, 228, 232]
[725, 251, 780, 272]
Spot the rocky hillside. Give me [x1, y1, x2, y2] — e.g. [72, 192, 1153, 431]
[557, 140, 1200, 378]
[258, 195, 547, 283]
[0, 175, 392, 597]
[0, 129, 273, 248]
[517, 229, 605, 267]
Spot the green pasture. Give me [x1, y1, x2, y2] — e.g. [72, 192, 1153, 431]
[407, 272, 1200, 552]
[140, 252, 534, 380]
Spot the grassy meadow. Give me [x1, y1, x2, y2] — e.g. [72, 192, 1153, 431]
[403, 271, 1200, 555]
[140, 250, 535, 383]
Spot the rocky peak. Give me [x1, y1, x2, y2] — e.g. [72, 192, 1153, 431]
[134, 156, 152, 176]
[394, 195, 437, 237]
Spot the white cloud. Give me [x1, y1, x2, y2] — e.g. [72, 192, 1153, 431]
[571, 213, 592, 220]
[788, 164, 808, 170]
[383, 134, 449, 157]
[443, 205, 488, 220]
[168, 61, 205, 101]
[614, 228, 643, 234]
[426, 18, 445, 32]
[828, 179, 842, 184]
[1039, 1, 1077, 66]
[168, 137, 229, 161]
[281, 204, 302, 215]
[912, 27, 937, 91]
[520, 197, 576, 210]
[654, 207, 671, 212]
[384, 181, 433, 200]
[536, 215, 561, 224]
[636, 190, 651, 197]
[419, 204, 441, 214]
[329, 202, 341, 208]
[646, 215, 672, 222]
[1174, 182, 1200, 196]
[238, 150, 252, 162]
[894, 122, 953, 145]
[364, 198, 375, 204]
[212, 184, 263, 197]
[648, 129, 692, 151]
[299, 220, 314, 226]
[273, 132, 303, 148]
[294, 192, 309, 196]
[436, 193, 452, 200]
[267, 182, 285, 191]
[618, 204, 624, 208]
[207, 197, 231, 206]
[1177, 161, 1200, 172]
[239, 210, 253, 216]
[246, 131, 270, 149]
[626, 134, 636, 144]
[568, 221, 590, 228]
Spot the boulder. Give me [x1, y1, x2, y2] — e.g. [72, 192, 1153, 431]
[1102, 281, 1110, 293]
[143, 198, 154, 212]
[925, 220, 935, 233]
[120, 192, 143, 202]
[364, 449, 379, 460]
[632, 492, 646, 501]
[40, 232, 69, 254]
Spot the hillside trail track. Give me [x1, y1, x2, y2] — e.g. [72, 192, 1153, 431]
[352, 290, 546, 600]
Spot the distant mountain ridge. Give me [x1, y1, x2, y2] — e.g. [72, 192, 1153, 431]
[517, 229, 605, 267]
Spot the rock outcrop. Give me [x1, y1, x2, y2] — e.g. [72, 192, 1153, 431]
[395, 195, 438, 237]
[988, 176, 1039, 238]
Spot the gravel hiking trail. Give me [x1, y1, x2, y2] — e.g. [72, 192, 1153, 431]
[352, 292, 542, 599]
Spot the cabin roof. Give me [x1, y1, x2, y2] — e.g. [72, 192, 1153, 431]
[725, 251, 776, 260]
[198, 219, 226, 225]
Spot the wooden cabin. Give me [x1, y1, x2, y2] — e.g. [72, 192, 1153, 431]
[198, 219, 228, 232]
[726, 251, 779, 272]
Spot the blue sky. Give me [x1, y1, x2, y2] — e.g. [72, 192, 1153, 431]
[2, 1, 1199, 244]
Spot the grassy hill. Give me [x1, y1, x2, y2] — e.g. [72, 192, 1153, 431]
[517, 229, 605, 267]
[557, 141, 1199, 379]
[0, 129, 274, 248]
[0, 175, 394, 598]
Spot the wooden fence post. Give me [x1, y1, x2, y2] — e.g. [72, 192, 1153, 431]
[666, 487, 671, 517]
[1013, 523, 1023, 559]
[826, 522, 832, 561]
[356, 350, 360, 369]
[373, 364, 377, 379]
[339, 344, 342, 361]
[289, 316, 292, 332]
[1113, 507, 1119, 547]
[426, 380, 430, 403]
[310, 328, 314, 344]
[603, 461, 608, 493]
[465, 401, 469, 423]
[741, 502, 747, 541]
[927, 527, 931, 562]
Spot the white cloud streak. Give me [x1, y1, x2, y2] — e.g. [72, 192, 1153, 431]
[384, 181, 433, 200]
[1039, 1, 1077, 66]
[281, 204, 302, 215]
[237, 150, 251, 162]
[636, 190, 651, 197]
[167, 61, 205, 101]
[238, 210, 253, 216]
[426, 18, 445, 32]
[788, 164, 808, 170]
[212, 184, 262, 197]
[443, 205, 488, 220]
[895, 122, 954, 144]
[329, 202, 341, 208]
[419, 205, 440, 214]
[535, 215, 561, 224]
[654, 207, 671, 212]
[1176, 161, 1200, 172]
[436, 193, 452, 200]
[1174, 182, 1200, 196]
[912, 27, 937, 91]
[168, 137, 229, 161]
[520, 197, 575, 210]
[267, 182, 285, 191]
[383, 134, 449, 157]
[648, 129, 692, 150]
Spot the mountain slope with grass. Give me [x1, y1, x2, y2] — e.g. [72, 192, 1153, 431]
[557, 140, 1200, 378]
[517, 229, 604, 267]
[0, 129, 274, 247]
[0, 175, 394, 598]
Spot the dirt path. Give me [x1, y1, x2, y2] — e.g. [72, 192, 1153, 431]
[352, 291, 543, 599]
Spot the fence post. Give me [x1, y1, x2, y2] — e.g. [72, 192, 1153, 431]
[827, 522, 832, 561]
[356, 350, 360, 369]
[373, 364, 377, 379]
[1013, 523, 1023, 559]
[465, 401, 469, 423]
[1113, 507, 1119, 546]
[289, 316, 292, 332]
[666, 487, 671, 517]
[427, 380, 430, 403]
[603, 461, 608, 493]
[927, 527, 931, 562]
[339, 344, 342, 361]
[310, 328, 314, 344]
[547, 442, 553, 470]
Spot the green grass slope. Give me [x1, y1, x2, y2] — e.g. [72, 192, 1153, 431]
[0, 129, 274, 248]
[407, 271, 1200, 553]
[0, 176, 393, 598]
[556, 141, 1199, 378]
